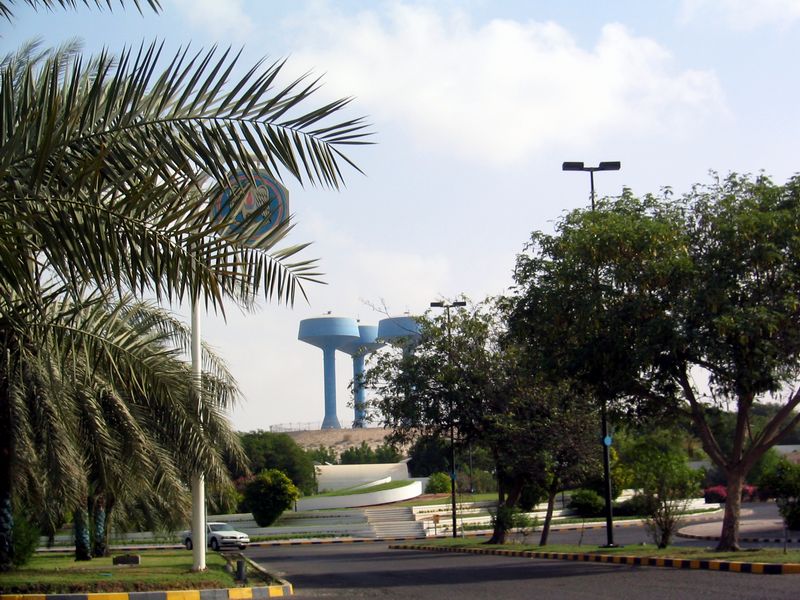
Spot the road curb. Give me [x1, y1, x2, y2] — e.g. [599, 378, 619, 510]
[677, 531, 800, 544]
[388, 543, 800, 575]
[248, 535, 426, 548]
[0, 584, 293, 600]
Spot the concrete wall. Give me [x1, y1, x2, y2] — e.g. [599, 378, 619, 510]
[316, 462, 410, 491]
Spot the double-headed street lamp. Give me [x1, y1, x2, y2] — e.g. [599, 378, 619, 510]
[562, 160, 621, 548]
[430, 299, 466, 539]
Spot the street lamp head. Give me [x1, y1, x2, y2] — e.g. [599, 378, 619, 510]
[562, 161, 585, 171]
[597, 161, 621, 171]
[430, 301, 445, 308]
[452, 301, 467, 307]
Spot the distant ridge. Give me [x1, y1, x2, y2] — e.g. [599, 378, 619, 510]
[284, 427, 394, 456]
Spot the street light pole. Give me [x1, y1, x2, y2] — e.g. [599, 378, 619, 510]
[430, 299, 466, 539]
[561, 160, 621, 548]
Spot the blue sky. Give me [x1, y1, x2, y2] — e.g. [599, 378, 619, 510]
[5, 0, 800, 431]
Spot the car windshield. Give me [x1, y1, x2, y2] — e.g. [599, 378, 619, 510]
[209, 523, 235, 532]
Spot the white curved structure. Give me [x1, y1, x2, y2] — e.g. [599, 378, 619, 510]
[296, 480, 423, 511]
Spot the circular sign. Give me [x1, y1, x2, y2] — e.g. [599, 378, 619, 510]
[603, 435, 613, 447]
[213, 171, 289, 245]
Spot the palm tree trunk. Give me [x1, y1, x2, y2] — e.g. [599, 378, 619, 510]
[0, 389, 14, 571]
[717, 470, 744, 551]
[102, 496, 115, 555]
[92, 494, 107, 557]
[539, 481, 559, 547]
[74, 503, 91, 561]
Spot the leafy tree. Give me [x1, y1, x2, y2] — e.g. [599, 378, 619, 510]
[339, 441, 378, 465]
[307, 445, 338, 465]
[620, 431, 702, 548]
[759, 458, 800, 530]
[244, 469, 300, 527]
[239, 431, 315, 495]
[374, 443, 403, 463]
[366, 300, 598, 544]
[510, 173, 800, 551]
[407, 436, 450, 477]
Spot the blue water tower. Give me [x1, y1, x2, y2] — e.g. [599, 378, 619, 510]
[377, 315, 421, 355]
[337, 324, 385, 428]
[298, 316, 360, 429]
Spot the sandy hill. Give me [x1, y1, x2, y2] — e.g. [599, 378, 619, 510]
[284, 427, 394, 456]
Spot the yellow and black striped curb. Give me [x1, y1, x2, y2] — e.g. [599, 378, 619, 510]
[388, 543, 800, 575]
[677, 532, 800, 544]
[0, 584, 293, 600]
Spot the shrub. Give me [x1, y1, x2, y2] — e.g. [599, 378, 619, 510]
[568, 489, 604, 518]
[425, 472, 452, 494]
[456, 469, 496, 494]
[704, 485, 727, 503]
[759, 459, 800, 530]
[703, 484, 758, 504]
[11, 509, 40, 567]
[244, 469, 300, 527]
[489, 505, 537, 539]
[614, 494, 658, 517]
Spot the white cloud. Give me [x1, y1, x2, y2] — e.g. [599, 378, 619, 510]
[172, 0, 254, 41]
[285, 3, 726, 167]
[680, 0, 800, 29]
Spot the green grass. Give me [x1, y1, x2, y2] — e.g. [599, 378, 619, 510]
[395, 493, 497, 507]
[0, 550, 239, 594]
[313, 480, 414, 497]
[407, 536, 800, 564]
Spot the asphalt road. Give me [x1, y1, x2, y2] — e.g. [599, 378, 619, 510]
[247, 540, 800, 599]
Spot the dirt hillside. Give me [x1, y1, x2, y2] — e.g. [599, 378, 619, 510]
[285, 427, 395, 456]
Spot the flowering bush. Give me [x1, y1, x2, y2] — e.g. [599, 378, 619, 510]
[703, 484, 758, 503]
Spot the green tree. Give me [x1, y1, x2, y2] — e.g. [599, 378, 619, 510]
[620, 431, 702, 548]
[239, 431, 315, 495]
[307, 445, 338, 465]
[510, 173, 800, 551]
[244, 469, 299, 527]
[366, 300, 598, 545]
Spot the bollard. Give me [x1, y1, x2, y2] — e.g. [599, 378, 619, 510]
[236, 559, 247, 582]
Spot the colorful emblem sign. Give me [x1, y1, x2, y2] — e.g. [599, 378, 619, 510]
[213, 171, 289, 245]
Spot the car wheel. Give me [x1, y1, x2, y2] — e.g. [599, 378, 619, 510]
[210, 537, 219, 551]
[185, 538, 193, 550]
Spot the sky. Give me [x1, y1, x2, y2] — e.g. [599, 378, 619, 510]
[4, 0, 800, 431]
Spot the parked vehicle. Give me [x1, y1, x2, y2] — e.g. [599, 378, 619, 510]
[183, 522, 250, 551]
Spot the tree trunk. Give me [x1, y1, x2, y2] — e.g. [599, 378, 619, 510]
[539, 482, 559, 547]
[92, 494, 107, 558]
[0, 390, 14, 571]
[74, 504, 91, 561]
[102, 496, 115, 555]
[487, 478, 522, 545]
[717, 470, 744, 551]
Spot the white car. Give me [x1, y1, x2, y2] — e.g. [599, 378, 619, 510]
[183, 522, 250, 551]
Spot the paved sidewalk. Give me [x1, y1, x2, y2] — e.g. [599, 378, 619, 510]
[678, 502, 799, 542]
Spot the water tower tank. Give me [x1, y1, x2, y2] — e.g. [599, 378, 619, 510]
[377, 316, 421, 355]
[298, 316, 360, 429]
[337, 324, 384, 428]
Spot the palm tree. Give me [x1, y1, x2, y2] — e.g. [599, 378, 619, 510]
[7, 292, 249, 560]
[0, 4, 372, 567]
